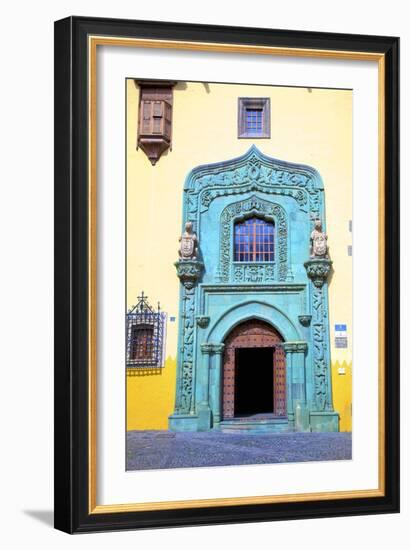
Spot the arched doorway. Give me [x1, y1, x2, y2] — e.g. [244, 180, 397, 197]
[222, 320, 286, 419]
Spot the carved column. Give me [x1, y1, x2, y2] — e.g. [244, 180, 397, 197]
[210, 344, 225, 427]
[283, 341, 308, 431]
[172, 260, 203, 416]
[194, 343, 212, 430]
[304, 258, 333, 412]
[283, 344, 294, 424]
[199, 343, 212, 408]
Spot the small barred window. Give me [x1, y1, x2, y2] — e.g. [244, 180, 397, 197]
[127, 292, 166, 368]
[234, 217, 275, 262]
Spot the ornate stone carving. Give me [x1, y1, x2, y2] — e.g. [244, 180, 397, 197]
[303, 237, 333, 411]
[233, 263, 276, 283]
[282, 341, 308, 353]
[175, 284, 196, 413]
[199, 185, 308, 213]
[311, 285, 327, 410]
[298, 315, 312, 327]
[304, 258, 332, 288]
[219, 196, 288, 283]
[170, 147, 338, 432]
[180, 361, 193, 413]
[178, 222, 199, 260]
[304, 257, 332, 412]
[183, 146, 323, 229]
[174, 258, 204, 415]
[196, 315, 210, 328]
[310, 219, 329, 258]
[192, 154, 314, 202]
[175, 259, 204, 289]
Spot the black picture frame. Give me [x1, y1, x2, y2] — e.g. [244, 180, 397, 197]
[54, 16, 400, 534]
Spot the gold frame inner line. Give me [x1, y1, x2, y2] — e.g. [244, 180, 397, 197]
[88, 35, 385, 514]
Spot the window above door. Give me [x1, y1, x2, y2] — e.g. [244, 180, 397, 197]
[234, 217, 275, 262]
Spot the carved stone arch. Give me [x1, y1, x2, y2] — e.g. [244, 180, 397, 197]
[206, 300, 301, 344]
[219, 195, 288, 282]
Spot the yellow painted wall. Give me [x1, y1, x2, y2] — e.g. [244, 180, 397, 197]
[331, 361, 353, 432]
[127, 357, 177, 430]
[126, 79, 352, 431]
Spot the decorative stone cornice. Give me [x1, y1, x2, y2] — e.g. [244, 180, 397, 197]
[175, 259, 204, 288]
[282, 341, 308, 353]
[304, 258, 332, 288]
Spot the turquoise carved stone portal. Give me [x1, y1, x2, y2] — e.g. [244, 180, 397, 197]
[169, 146, 339, 433]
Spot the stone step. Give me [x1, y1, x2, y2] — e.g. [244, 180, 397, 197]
[219, 418, 290, 434]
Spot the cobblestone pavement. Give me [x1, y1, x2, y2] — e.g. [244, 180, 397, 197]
[126, 431, 352, 470]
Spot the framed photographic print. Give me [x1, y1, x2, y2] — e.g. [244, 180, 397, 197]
[54, 16, 399, 533]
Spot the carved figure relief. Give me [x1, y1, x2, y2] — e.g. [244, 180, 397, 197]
[178, 222, 199, 260]
[310, 218, 329, 259]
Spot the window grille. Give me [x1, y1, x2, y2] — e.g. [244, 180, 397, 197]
[234, 217, 275, 262]
[126, 292, 166, 368]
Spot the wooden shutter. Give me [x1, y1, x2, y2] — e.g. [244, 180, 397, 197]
[141, 100, 153, 134]
[152, 101, 164, 134]
[163, 101, 172, 140]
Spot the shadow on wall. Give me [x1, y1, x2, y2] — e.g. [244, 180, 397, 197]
[126, 368, 163, 377]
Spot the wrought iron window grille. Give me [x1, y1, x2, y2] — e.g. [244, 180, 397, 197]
[126, 291, 166, 368]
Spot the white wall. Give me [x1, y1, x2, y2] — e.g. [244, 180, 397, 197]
[0, 0, 407, 547]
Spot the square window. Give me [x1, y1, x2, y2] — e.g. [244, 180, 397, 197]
[238, 98, 270, 138]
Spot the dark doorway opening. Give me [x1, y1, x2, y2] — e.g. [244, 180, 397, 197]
[234, 347, 274, 417]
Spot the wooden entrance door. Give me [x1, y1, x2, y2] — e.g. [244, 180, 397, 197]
[222, 320, 286, 419]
